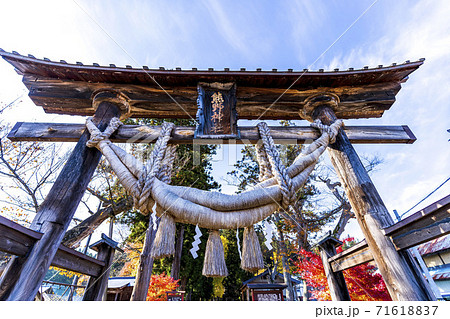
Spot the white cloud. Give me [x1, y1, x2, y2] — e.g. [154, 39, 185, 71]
[282, 0, 328, 65]
[334, 0, 450, 215]
[0, 0, 449, 235]
[202, 0, 251, 57]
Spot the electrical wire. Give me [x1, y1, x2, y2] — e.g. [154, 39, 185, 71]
[400, 176, 450, 218]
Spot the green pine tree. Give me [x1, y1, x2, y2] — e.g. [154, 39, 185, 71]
[118, 118, 220, 300]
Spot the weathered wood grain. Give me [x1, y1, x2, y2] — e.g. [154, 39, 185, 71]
[383, 195, 450, 250]
[0, 216, 42, 256]
[8, 122, 417, 145]
[392, 219, 450, 251]
[51, 245, 104, 278]
[328, 240, 374, 272]
[170, 225, 184, 281]
[0, 216, 42, 300]
[0, 51, 422, 120]
[322, 196, 450, 270]
[0, 216, 105, 278]
[0, 256, 27, 300]
[317, 237, 351, 301]
[130, 219, 159, 301]
[3, 101, 121, 301]
[313, 105, 433, 301]
[196, 83, 238, 136]
[25, 77, 401, 119]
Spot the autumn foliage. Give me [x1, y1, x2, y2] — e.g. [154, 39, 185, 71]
[119, 246, 179, 301]
[146, 272, 180, 301]
[292, 237, 391, 301]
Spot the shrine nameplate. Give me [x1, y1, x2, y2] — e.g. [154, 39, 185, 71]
[166, 291, 185, 301]
[252, 290, 284, 301]
[195, 83, 238, 138]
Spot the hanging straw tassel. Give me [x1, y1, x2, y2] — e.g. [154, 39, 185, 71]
[241, 226, 264, 272]
[202, 230, 228, 277]
[150, 213, 176, 258]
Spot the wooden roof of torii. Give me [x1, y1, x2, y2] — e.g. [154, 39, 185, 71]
[0, 49, 424, 120]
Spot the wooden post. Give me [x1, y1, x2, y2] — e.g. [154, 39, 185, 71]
[303, 93, 434, 301]
[171, 224, 185, 280]
[68, 233, 92, 301]
[0, 256, 27, 300]
[1, 91, 127, 301]
[275, 213, 295, 301]
[302, 280, 309, 301]
[82, 234, 122, 301]
[130, 218, 159, 301]
[316, 235, 351, 301]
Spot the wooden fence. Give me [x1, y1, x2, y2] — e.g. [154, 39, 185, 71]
[0, 215, 121, 301]
[317, 194, 450, 300]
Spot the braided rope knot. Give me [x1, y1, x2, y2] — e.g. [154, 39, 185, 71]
[85, 117, 122, 148]
[257, 122, 295, 210]
[255, 143, 272, 182]
[311, 119, 343, 144]
[135, 122, 175, 214]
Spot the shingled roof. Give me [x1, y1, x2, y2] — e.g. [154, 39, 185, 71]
[0, 49, 424, 120]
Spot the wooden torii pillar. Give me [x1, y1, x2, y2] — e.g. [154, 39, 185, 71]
[130, 218, 159, 301]
[316, 234, 351, 301]
[301, 93, 435, 301]
[0, 91, 128, 301]
[0, 50, 431, 301]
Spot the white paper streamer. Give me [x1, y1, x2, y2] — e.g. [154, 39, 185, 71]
[263, 220, 274, 250]
[151, 202, 158, 230]
[189, 225, 202, 259]
[236, 228, 242, 260]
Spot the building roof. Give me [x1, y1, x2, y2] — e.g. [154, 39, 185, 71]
[242, 270, 301, 287]
[428, 264, 450, 281]
[418, 234, 450, 256]
[89, 233, 123, 253]
[246, 283, 288, 290]
[313, 231, 343, 248]
[0, 49, 424, 120]
[107, 276, 135, 289]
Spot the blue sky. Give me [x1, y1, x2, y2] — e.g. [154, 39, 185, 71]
[0, 0, 449, 241]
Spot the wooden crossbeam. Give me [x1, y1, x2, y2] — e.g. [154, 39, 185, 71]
[325, 195, 450, 272]
[2, 102, 122, 301]
[328, 240, 373, 272]
[7, 122, 417, 145]
[383, 194, 450, 250]
[0, 215, 104, 277]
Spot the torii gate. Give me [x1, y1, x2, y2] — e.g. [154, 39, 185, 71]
[0, 49, 433, 301]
